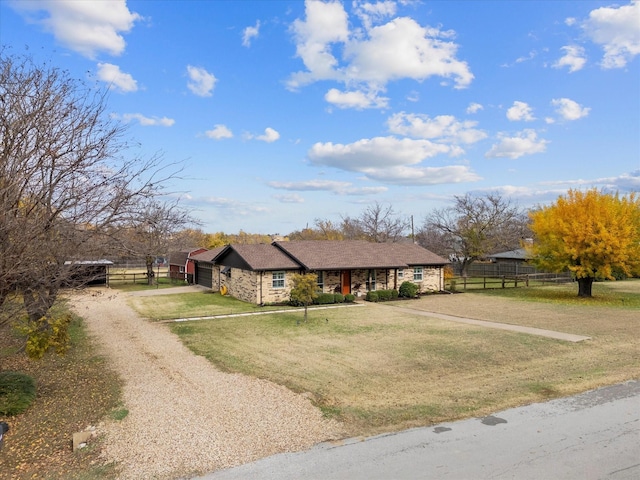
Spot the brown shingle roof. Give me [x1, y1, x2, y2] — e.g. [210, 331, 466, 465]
[273, 240, 448, 270]
[190, 246, 225, 263]
[216, 244, 301, 271]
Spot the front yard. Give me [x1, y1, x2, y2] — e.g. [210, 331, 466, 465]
[155, 280, 640, 436]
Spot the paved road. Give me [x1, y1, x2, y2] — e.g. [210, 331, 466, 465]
[196, 380, 640, 480]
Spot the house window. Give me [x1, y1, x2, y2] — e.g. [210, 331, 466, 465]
[315, 271, 324, 290]
[179, 266, 185, 273]
[367, 269, 376, 291]
[397, 269, 404, 279]
[413, 267, 423, 282]
[272, 271, 285, 289]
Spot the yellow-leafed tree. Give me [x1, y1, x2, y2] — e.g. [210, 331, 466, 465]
[528, 189, 640, 297]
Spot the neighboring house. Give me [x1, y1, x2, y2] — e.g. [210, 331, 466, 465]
[168, 248, 208, 283]
[488, 248, 530, 263]
[191, 240, 449, 305]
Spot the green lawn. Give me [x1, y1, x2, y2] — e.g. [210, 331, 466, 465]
[144, 280, 640, 437]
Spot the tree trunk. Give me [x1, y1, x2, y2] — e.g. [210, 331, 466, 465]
[577, 277, 594, 297]
[146, 255, 155, 286]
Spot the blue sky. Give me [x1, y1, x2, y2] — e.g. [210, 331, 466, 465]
[1, 0, 639, 235]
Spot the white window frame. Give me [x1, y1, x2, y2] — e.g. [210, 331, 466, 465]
[397, 269, 404, 279]
[315, 271, 324, 291]
[413, 267, 423, 282]
[272, 271, 285, 289]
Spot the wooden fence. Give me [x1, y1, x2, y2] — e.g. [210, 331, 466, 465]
[446, 272, 573, 291]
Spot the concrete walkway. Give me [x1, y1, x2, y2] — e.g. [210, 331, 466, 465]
[376, 303, 591, 343]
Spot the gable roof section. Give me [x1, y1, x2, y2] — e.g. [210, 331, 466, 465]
[273, 240, 448, 270]
[214, 244, 301, 271]
[190, 246, 225, 263]
[488, 248, 530, 261]
[169, 248, 208, 266]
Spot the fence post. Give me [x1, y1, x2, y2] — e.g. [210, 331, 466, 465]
[502, 276, 505, 288]
[463, 277, 467, 290]
[525, 275, 529, 287]
[515, 276, 518, 287]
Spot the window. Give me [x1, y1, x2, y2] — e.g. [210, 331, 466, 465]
[272, 271, 285, 289]
[367, 269, 376, 291]
[413, 267, 423, 281]
[179, 266, 185, 273]
[315, 271, 324, 290]
[397, 269, 404, 279]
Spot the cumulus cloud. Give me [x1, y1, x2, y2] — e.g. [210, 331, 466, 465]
[466, 102, 483, 114]
[288, 0, 473, 109]
[186, 65, 217, 97]
[242, 20, 260, 47]
[205, 124, 233, 139]
[256, 127, 280, 143]
[582, 0, 640, 69]
[553, 45, 587, 72]
[325, 88, 389, 109]
[307, 136, 480, 186]
[268, 179, 387, 195]
[551, 98, 590, 121]
[9, 0, 141, 59]
[116, 113, 174, 127]
[96, 63, 138, 92]
[485, 129, 549, 159]
[387, 112, 487, 145]
[506, 101, 535, 121]
[309, 136, 454, 171]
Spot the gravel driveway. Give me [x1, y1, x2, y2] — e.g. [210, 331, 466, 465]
[70, 288, 342, 480]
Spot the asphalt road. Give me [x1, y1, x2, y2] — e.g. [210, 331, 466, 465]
[196, 380, 640, 480]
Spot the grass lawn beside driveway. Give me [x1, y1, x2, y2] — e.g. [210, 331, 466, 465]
[151, 280, 640, 437]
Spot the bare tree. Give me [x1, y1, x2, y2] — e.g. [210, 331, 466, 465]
[419, 193, 527, 276]
[122, 200, 198, 285]
[0, 50, 183, 357]
[354, 202, 409, 243]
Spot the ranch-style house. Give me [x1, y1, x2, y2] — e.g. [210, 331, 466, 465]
[184, 240, 449, 305]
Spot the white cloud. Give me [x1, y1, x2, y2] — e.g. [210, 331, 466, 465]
[466, 102, 483, 114]
[308, 136, 454, 171]
[485, 129, 549, 159]
[186, 65, 217, 97]
[256, 127, 280, 143]
[553, 45, 587, 72]
[551, 98, 590, 121]
[387, 112, 487, 144]
[10, 0, 141, 59]
[506, 101, 535, 121]
[325, 88, 389, 109]
[268, 179, 387, 195]
[582, 0, 640, 69]
[117, 113, 174, 127]
[96, 63, 138, 92]
[364, 165, 481, 186]
[273, 193, 305, 203]
[288, 0, 473, 108]
[353, 0, 397, 29]
[343, 17, 473, 89]
[205, 124, 233, 139]
[242, 20, 260, 47]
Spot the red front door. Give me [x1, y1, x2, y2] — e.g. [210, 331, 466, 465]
[341, 270, 351, 295]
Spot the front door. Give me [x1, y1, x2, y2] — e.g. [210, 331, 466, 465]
[341, 270, 351, 295]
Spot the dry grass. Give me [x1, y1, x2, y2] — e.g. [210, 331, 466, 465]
[166, 281, 640, 437]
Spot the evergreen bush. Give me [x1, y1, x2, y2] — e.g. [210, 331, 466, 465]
[399, 281, 419, 298]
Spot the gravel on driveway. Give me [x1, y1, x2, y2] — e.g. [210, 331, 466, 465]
[69, 288, 342, 480]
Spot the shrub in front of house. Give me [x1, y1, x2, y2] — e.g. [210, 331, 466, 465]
[399, 281, 419, 298]
[345, 293, 355, 303]
[377, 289, 393, 301]
[365, 291, 379, 302]
[334, 293, 345, 303]
[314, 293, 336, 305]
